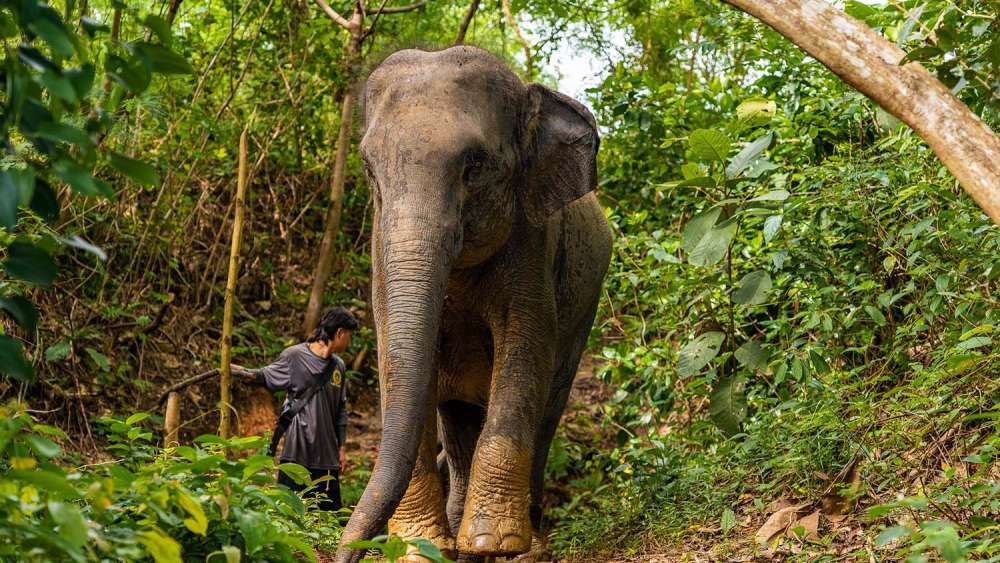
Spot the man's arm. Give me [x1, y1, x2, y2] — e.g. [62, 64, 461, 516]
[337, 370, 348, 468]
[237, 351, 292, 391]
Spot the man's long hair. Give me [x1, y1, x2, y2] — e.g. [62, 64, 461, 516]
[308, 307, 359, 343]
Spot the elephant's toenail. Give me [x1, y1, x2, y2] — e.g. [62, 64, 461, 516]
[471, 533, 498, 551]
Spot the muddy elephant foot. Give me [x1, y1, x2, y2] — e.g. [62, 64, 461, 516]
[456, 512, 531, 556]
[507, 530, 548, 562]
[388, 519, 456, 562]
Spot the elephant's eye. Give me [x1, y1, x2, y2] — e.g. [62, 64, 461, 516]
[463, 150, 489, 186]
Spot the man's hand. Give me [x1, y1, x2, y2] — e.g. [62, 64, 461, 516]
[231, 364, 257, 385]
[339, 447, 348, 471]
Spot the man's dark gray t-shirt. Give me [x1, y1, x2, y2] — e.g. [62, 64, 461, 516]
[253, 343, 347, 470]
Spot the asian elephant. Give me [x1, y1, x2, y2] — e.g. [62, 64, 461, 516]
[335, 46, 612, 562]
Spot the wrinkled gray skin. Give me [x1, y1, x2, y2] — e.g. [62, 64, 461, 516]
[335, 46, 611, 562]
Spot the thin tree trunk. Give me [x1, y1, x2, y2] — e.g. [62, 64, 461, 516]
[722, 0, 1000, 224]
[166, 0, 184, 27]
[501, 0, 533, 79]
[304, 33, 361, 336]
[454, 0, 480, 45]
[220, 128, 250, 439]
[164, 392, 180, 447]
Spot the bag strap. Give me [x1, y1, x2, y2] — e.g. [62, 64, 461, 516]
[267, 361, 337, 456]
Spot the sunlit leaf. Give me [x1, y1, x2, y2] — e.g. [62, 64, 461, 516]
[710, 375, 746, 436]
[678, 332, 725, 377]
[733, 270, 771, 305]
[688, 129, 731, 163]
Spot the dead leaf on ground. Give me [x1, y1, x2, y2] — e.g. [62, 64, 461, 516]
[787, 510, 821, 542]
[756, 503, 809, 546]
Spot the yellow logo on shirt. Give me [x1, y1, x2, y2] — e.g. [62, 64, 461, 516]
[332, 371, 342, 386]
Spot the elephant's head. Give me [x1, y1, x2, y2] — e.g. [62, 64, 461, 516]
[335, 46, 598, 560]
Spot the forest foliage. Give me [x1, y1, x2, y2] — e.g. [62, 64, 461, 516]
[0, 0, 998, 561]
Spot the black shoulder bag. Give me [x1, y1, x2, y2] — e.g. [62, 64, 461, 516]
[268, 360, 339, 457]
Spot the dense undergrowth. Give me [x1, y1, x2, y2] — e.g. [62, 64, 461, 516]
[1, 0, 998, 561]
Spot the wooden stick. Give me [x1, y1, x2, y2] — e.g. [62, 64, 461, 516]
[156, 366, 253, 406]
[164, 392, 180, 448]
[454, 0, 480, 45]
[219, 127, 250, 439]
[501, 0, 533, 80]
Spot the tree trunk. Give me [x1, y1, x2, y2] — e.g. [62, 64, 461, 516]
[219, 127, 250, 439]
[303, 33, 362, 336]
[454, 0, 480, 45]
[164, 392, 180, 447]
[722, 0, 1000, 224]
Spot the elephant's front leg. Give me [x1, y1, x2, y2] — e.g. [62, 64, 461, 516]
[456, 305, 554, 556]
[388, 379, 455, 560]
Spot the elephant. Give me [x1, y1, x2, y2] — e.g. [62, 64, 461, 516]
[335, 46, 612, 562]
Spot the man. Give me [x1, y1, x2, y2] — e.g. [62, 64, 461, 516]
[240, 306, 358, 511]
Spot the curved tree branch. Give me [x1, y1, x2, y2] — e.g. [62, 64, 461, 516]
[314, 0, 353, 30]
[722, 0, 1000, 224]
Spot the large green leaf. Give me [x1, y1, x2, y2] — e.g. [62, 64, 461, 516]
[709, 375, 746, 436]
[733, 270, 772, 305]
[3, 241, 58, 286]
[109, 152, 159, 186]
[681, 207, 721, 253]
[688, 219, 737, 267]
[0, 295, 38, 332]
[734, 340, 767, 370]
[726, 133, 772, 179]
[48, 501, 88, 549]
[688, 129, 731, 163]
[0, 168, 35, 230]
[678, 331, 725, 377]
[52, 159, 113, 197]
[30, 179, 60, 223]
[132, 42, 194, 74]
[0, 335, 34, 382]
[140, 529, 182, 563]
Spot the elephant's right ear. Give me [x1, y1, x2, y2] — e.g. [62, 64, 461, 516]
[519, 84, 600, 226]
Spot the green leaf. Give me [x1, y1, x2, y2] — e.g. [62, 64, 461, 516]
[142, 15, 173, 45]
[681, 207, 722, 253]
[0, 335, 35, 382]
[955, 336, 991, 350]
[678, 331, 725, 377]
[0, 168, 35, 231]
[85, 347, 110, 371]
[751, 189, 790, 202]
[140, 529, 182, 563]
[235, 509, 267, 555]
[176, 488, 208, 536]
[900, 46, 941, 64]
[125, 412, 150, 425]
[763, 214, 782, 243]
[277, 462, 313, 486]
[0, 295, 38, 333]
[688, 129, 731, 163]
[45, 340, 72, 361]
[733, 270, 771, 305]
[726, 133, 772, 179]
[132, 42, 194, 74]
[29, 18, 76, 59]
[26, 434, 61, 459]
[864, 305, 886, 327]
[36, 122, 92, 149]
[48, 500, 88, 548]
[109, 152, 159, 186]
[735, 340, 767, 370]
[4, 241, 58, 286]
[52, 159, 113, 197]
[710, 375, 746, 436]
[37, 71, 77, 104]
[10, 468, 77, 496]
[736, 99, 777, 124]
[809, 349, 831, 374]
[31, 180, 60, 224]
[687, 219, 737, 267]
[721, 508, 737, 534]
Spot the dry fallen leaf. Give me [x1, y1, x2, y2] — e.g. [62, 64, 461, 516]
[756, 503, 809, 546]
[788, 510, 821, 542]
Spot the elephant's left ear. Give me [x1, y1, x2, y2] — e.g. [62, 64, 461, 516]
[520, 84, 600, 226]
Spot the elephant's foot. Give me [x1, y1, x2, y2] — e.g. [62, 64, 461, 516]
[456, 437, 533, 556]
[507, 529, 549, 562]
[456, 512, 531, 555]
[389, 469, 456, 560]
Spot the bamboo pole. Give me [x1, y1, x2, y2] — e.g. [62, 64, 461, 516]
[219, 127, 250, 439]
[164, 392, 180, 447]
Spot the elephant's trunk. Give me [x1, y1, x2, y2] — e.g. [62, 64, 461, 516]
[335, 220, 457, 563]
